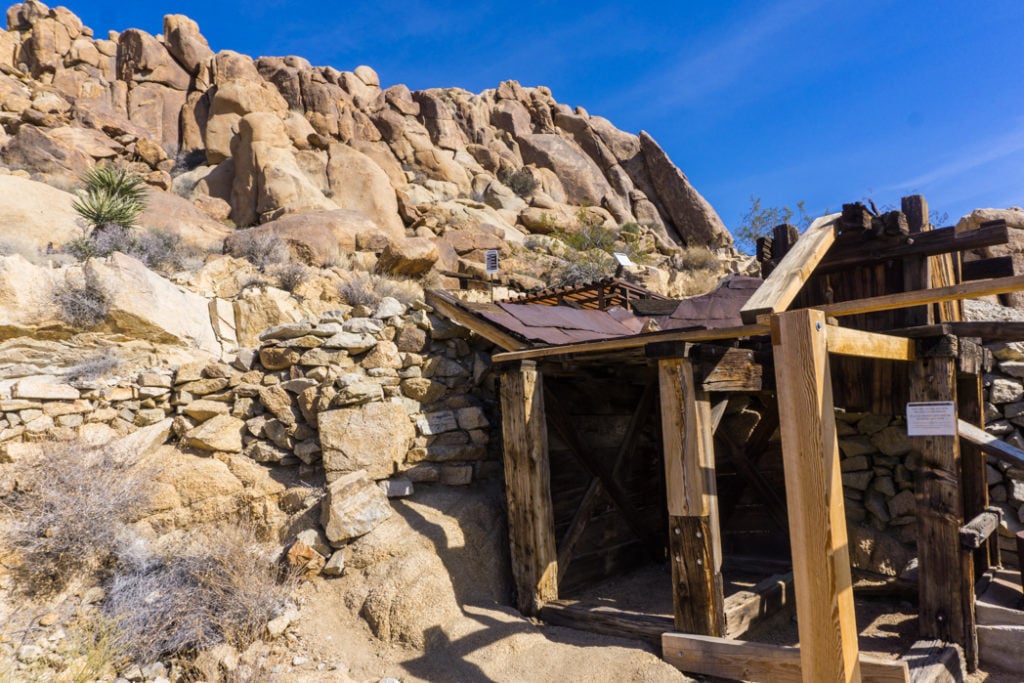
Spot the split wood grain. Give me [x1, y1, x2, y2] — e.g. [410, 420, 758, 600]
[499, 362, 557, 615]
[740, 212, 840, 323]
[772, 309, 861, 682]
[659, 358, 725, 636]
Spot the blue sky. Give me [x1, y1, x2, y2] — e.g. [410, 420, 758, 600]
[70, 1, 1024, 237]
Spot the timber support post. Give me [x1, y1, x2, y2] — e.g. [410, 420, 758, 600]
[772, 309, 862, 683]
[499, 360, 558, 616]
[910, 336, 978, 671]
[658, 352, 726, 636]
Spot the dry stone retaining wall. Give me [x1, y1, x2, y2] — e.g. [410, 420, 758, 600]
[1, 295, 500, 493]
[838, 343, 1024, 576]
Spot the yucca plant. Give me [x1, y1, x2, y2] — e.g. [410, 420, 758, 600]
[72, 166, 147, 237]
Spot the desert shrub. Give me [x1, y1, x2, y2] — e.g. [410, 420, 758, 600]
[0, 235, 39, 259]
[0, 443, 149, 594]
[498, 167, 538, 198]
[63, 227, 203, 273]
[228, 230, 289, 271]
[553, 251, 614, 286]
[132, 230, 205, 273]
[275, 262, 309, 293]
[555, 209, 617, 253]
[675, 245, 718, 271]
[72, 166, 147, 236]
[52, 280, 110, 328]
[103, 524, 293, 662]
[338, 271, 422, 308]
[64, 353, 122, 382]
[239, 274, 271, 291]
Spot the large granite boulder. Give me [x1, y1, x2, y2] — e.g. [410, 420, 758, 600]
[230, 112, 338, 226]
[0, 174, 85, 251]
[638, 131, 731, 248]
[319, 401, 416, 481]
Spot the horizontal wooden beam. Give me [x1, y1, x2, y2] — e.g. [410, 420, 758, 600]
[694, 346, 771, 392]
[962, 256, 1014, 282]
[426, 290, 527, 351]
[755, 275, 1024, 323]
[958, 419, 1024, 469]
[816, 222, 1009, 274]
[661, 633, 910, 683]
[539, 600, 670, 646]
[740, 213, 840, 323]
[824, 326, 916, 361]
[960, 508, 1002, 550]
[492, 323, 770, 364]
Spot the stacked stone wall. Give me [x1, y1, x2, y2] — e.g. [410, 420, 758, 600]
[0, 296, 500, 494]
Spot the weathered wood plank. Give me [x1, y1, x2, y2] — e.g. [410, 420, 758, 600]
[740, 213, 841, 323]
[545, 388, 660, 556]
[959, 509, 1001, 550]
[724, 572, 793, 638]
[900, 195, 933, 327]
[958, 374, 992, 572]
[499, 362, 558, 615]
[962, 256, 1014, 281]
[539, 600, 671, 646]
[668, 515, 725, 635]
[811, 274, 1024, 320]
[815, 221, 1009, 274]
[661, 633, 909, 683]
[554, 382, 657, 584]
[492, 323, 771, 364]
[659, 358, 725, 635]
[902, 639, 966, 683]
[889, 321, 1024, 341]
[825, 326, 917, 361]
[957, 419, 1024, 469]
[427, 289, 528, 351]
[772, 309, 861, 682]
[910, 352, 976, 670]
[720, 408, 790, 536]
[694, 346, 770, 392]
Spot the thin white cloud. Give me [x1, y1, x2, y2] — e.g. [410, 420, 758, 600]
[608, 0, 826, 113]
[884, 123, 1024, 193]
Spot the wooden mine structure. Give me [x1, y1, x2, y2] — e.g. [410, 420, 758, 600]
[429, 195, 1024, 682]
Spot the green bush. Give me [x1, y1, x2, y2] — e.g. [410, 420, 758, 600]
[72, 166, 147, 236]
[498, 167, 538, 198]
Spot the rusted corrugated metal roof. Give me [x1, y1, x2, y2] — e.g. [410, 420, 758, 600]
[656, 276, 762, 330]
[500, 278, 667, 310]
[430, 276, 760, 350]
[474, 303, 640, 345]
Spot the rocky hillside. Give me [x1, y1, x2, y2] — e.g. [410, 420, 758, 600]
[0, 0, 738, 297]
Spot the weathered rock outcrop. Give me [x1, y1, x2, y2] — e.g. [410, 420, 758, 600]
[0, 0, 733, 261]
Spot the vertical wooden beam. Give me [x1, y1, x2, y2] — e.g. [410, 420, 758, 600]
[772, 309, 861, 683]
[500, 361, 558, 616]
[910, 342, 977, 670]
[901, 194, 933, 327]
[958, 373, 992, 574]
[659, 356, 726, 636]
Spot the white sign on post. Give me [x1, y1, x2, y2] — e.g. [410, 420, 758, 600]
[906, 401, 957, 436]
[485, 249, 499, 275]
